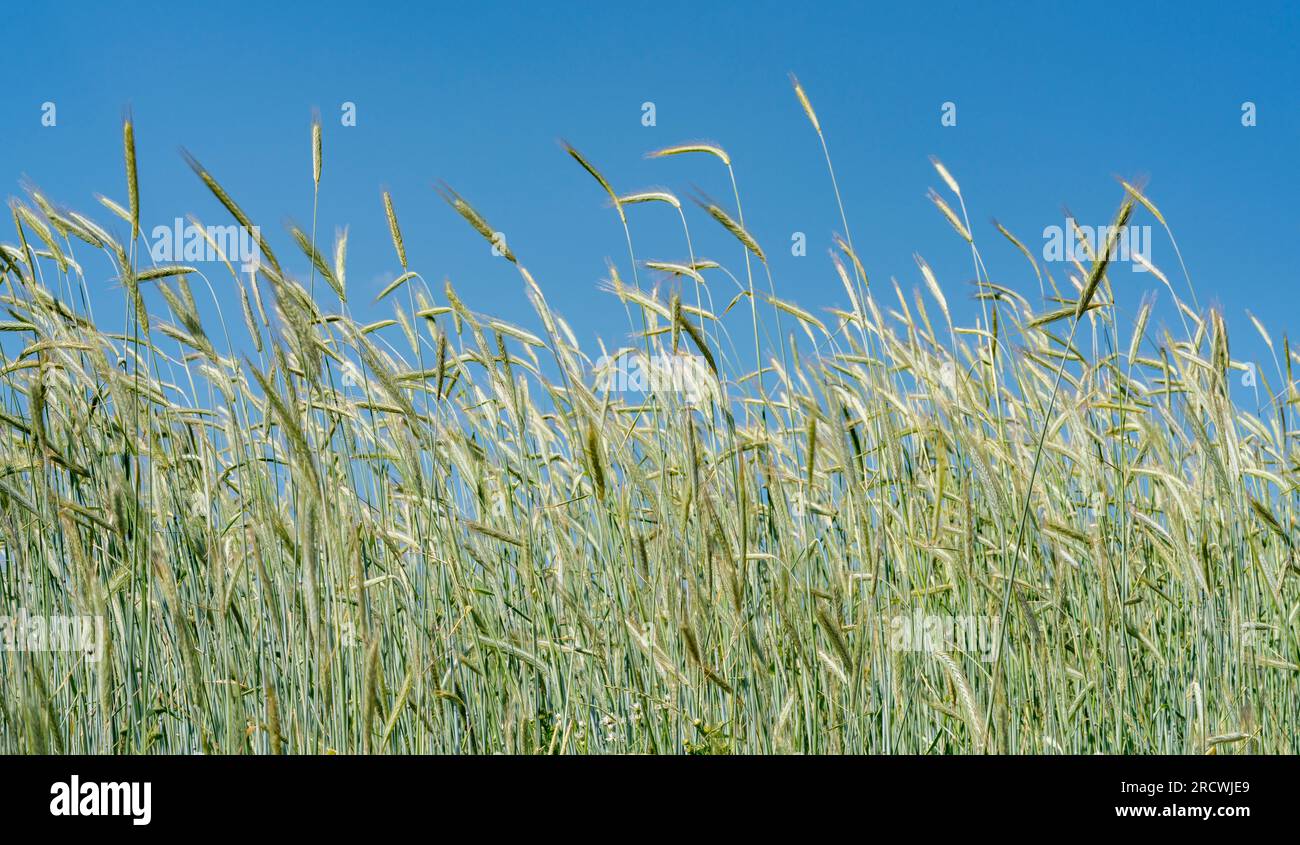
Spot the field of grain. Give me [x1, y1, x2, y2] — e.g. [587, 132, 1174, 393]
[1, 80, 1296, 754]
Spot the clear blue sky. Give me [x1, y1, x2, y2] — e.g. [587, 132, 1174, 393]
[4, 1, 1298, 397]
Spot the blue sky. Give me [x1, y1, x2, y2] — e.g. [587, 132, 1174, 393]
[4, 1, 1299, 398]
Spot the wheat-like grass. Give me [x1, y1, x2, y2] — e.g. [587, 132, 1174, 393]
[0, 86, 1296, 758]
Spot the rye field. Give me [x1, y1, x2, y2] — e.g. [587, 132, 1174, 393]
[1, 80, 1297, 754]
